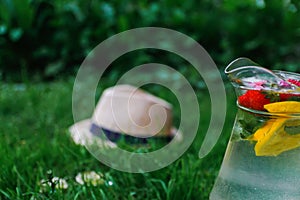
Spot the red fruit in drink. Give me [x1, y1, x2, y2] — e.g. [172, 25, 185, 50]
[279, 79, 300, 100]
[288, 79, 300, 87]
[279, 93, 294, 101]
[238, 90, 270, 111]
[279, 93, 300, 101]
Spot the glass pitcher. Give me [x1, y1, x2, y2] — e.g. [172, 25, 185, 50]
[210, 58, 300, 200]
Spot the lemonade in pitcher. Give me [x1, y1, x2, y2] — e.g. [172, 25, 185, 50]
[210, 58, 300, 200]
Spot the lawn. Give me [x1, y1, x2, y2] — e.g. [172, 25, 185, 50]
[0, 79, 236, 200]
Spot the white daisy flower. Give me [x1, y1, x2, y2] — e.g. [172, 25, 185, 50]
[39, 179, 49, 193]
[52, 177, 69, 189]
[107, 180, 113, 186]
[75, 171, 104, 186]
[38, 177, 68, 193]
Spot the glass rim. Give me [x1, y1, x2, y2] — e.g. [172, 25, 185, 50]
[237, 101, 300, 117]
[228, 68, 300, 93]
[272, 69, 300, 77]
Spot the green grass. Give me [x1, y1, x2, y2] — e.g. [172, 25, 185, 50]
[0, 79, 236, 200]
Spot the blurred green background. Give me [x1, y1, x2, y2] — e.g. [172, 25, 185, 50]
[1, 0, 300, 199]
[1, 0, 300, 82]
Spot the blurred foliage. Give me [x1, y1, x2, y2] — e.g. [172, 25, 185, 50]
[0, 0, 300, 81]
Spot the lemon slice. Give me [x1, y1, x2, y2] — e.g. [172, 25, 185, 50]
[247, 101, 300, 156]
[249, 119, 277, 141]
[264, 101, 300, 113]
[253, 118, 300, 156]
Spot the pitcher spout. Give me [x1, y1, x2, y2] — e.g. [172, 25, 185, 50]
[225, 57, 297, 93]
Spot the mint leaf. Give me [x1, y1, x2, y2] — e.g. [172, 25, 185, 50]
[285, 125, 300, 135]
[262, 91, 280, 102]
[238, 114, 266, 139]
[287, 96, 300, 102]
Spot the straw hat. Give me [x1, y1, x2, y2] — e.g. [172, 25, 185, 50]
[69, 84, 181, 148]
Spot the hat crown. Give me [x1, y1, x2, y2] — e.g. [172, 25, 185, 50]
[92, 85, 173, 137]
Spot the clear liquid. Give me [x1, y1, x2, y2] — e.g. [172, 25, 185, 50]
[210, 140, 300, 200]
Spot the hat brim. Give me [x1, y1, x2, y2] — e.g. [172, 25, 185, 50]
[69, 119, 182, 148]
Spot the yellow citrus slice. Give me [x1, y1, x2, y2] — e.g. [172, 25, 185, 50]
[253, 118, 300, 156]
[255, 133, 300, 156]
[249, 119, 277, 141]
[264, 101, 300, 113]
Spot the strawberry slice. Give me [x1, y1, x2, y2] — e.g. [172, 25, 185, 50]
[279, 79, 300, 101]
[279, 93, 294, 101]
[238, 90, 270, 111]
[288, 79, 300, 87]
[279, 93, 300, 101]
